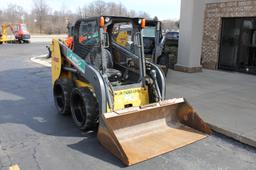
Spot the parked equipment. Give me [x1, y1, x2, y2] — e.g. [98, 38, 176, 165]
[143, 20, 179, 75]
[50, 16, 211, 166]
[164, 31, 179, 69]
[143, 20, 169, 75]
[0, 23, 30, 44]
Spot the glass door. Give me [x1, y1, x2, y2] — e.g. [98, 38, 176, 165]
[238, 19, 256, 74]
[219, 17, 256, 74]
[219, 18, 241, 70]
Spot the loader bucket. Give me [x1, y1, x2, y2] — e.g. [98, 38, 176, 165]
[97, 98, 212, 166]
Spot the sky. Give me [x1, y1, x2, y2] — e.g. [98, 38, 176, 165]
[0, 0, 181, 20]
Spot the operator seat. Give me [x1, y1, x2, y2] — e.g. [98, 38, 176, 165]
[103, 49, 122, 82]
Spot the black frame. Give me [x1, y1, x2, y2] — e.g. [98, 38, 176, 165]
[219, 17, 256, 75]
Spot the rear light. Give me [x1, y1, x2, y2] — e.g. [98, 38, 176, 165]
[100, 16, 104, 28]
[141, 19, 146, 29]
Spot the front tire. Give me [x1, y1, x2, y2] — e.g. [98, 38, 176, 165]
[70, 87, 99, 131]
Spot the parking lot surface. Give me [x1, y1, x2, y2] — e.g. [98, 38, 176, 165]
[0, 43, 255, 170]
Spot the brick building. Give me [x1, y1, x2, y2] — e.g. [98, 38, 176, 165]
[176, 0, 256, 74]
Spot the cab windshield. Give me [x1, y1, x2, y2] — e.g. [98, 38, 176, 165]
[112, 22, 134, 52]
[142, 26, 156, 38]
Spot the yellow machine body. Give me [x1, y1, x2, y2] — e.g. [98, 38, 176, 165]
[0, 24, 9, 43]
[111, 87, 149, 111]
[51, 39, 62, 85]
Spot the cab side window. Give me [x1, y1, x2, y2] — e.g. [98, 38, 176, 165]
[112, 22, 133, 51]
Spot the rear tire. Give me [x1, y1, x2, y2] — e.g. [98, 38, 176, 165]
[158, 54, 169, 76]
[53, 78, 73, 115]
[70, 87, 99, 131]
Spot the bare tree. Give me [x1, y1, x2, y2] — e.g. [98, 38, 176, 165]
[0, 10, 3, 23]
[106, 2, 117, 16]
[128, 10, 137, 17]
[0, 0, 155, 34]
[116, 2, 128, 16]
[32, 0, 49, 34]
[3, 4, 26, 23]
[77, 7, 83, 18]
[84, 0, 107, 16]
[162, 20, 179, 31]
[138, 11, 150, 19]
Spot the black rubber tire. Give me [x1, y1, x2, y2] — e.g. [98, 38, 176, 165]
[70, 87, 99, 131]
[158, 54, 169, 76]
[53, 78, 73, 115]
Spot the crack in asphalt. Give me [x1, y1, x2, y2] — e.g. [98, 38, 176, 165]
[0, 137, 41, 170]
[32, 143, 42, 170]
[0, 140, 13, 169]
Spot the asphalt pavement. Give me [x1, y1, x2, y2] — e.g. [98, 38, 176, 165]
[0, 43, 255, 170]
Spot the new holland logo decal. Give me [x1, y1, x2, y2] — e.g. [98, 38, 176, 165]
[67, 49, 87, 73]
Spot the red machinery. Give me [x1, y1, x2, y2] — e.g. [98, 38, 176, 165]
[14, 23, 30, 42]
[0, 23, 30, 44]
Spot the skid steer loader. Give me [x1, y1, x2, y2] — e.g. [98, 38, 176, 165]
[51, 16, 211, 166]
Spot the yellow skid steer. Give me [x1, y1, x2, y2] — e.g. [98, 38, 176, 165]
[50, 16, 211, 166]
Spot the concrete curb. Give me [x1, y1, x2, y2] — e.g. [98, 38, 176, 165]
[30, 54, 51, 67]
[208, 123, 256, 148]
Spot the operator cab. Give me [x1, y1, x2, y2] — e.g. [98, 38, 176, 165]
[73, 16, 146, 86]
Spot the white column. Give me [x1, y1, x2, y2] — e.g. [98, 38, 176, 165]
[175, 0, 205, 72]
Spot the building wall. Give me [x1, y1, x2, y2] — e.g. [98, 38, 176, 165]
[202, 0, 256, 69]
[177, 0, 230, 72]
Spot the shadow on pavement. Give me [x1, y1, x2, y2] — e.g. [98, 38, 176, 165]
[0, 67, 83, 138]
[0, 66, 125, 167]
[68, 132, 124, 167]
